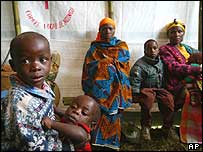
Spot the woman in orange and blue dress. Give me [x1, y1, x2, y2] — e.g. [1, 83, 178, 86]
[81, 17, 132, 150]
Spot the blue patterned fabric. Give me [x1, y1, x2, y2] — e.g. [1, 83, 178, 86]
[82, 37, 132, 150]
[82, 37, 132, 114]
[1, 74, 62, 151]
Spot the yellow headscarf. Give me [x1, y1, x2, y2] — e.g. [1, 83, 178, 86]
[96, 17, 116, 41]
[167, 19, 186, 32]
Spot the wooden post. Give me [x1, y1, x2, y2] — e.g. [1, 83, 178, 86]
[108, 1, 113, 19]
[12, 1, 21, 35]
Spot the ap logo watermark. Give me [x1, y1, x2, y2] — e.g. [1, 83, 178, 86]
[188, 143, 201, 150]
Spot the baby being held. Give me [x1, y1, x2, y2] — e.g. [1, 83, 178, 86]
[41, 95, 101, 151]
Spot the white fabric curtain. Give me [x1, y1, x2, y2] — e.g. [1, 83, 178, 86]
[1, 1, 200, 99]
[1, 1, 16, 65]
[18, 1, 106, 41]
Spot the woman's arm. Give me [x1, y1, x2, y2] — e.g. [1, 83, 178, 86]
[159, 46, 201, 77]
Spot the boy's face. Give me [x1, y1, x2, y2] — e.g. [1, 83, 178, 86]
[144, 41, 159, 59]
[64, 96, 97, 126]
[99, 23, 115, 41]
[10, 36, 51, 89]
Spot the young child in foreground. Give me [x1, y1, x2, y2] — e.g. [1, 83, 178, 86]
[129, 39, 177, 141]
[41, 95, 101, 151]
[1, 31, 62, 151]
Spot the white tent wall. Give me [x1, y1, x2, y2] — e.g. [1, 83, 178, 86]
[1, 1, 200, 106]
[113, 1, 199, 64]
[1, 1, 16, 65]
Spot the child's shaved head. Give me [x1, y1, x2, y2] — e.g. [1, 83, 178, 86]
[9, 31, 50, 59]
[8, 31, 51, 89]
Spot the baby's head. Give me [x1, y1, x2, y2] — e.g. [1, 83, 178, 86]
[144, 39, 159, 59]
[64, 95, 101, 129]
[9, 31, 51, 89]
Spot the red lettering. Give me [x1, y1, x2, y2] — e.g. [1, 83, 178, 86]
[25, 10, 31, 14]
[25, 10, 40, 27]
[63, 7, 74, 24]
[25, 7, 75, 30]
[68, 7, 74, 14]
[45, 23, 57, 30]
[31, 17, 35, 22]
[63, 16, 71, 24]
[59, 20, 64, 28]
[27, 15, 33, 19]
[50, 23, 57, 30]
[33, 20, 39, 27]
[53, 24, 56, 29]
[50, 24, 54, 29]
[47, 24, 51, 29]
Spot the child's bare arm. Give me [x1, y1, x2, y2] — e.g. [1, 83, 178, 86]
[41, 116, 88, 145]
[41, 116, 52, 129]
[52, 121, 88, 144]
[54, 105, 66, 117]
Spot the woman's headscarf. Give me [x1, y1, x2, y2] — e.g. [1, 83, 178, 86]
[167, 19, 186, 32]
[96, 17, 116, 41]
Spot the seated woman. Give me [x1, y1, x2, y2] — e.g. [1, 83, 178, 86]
[159, 19, 202, 144]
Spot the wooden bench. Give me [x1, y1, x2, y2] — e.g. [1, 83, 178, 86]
[124, 103, 160, 112]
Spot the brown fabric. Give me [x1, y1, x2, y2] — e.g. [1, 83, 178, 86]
[134, 88, 174, 128]
[185, 81, 202, 106]
[187, 52, 202, 64]
[1, 64, 16, 90]
[173, 80, 202, 111]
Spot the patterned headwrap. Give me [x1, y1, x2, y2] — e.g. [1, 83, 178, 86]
[96, 17, 116, 41]
[167, 19, 186, 32]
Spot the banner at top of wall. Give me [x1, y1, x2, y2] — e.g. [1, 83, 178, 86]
[17, 1, 106, 40]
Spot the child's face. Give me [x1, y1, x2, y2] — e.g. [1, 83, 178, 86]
[64, 96, 96, 126]
[10, 36, 51, 89]
[144, 41, 159, 59]
[99, 23, 115, 41]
